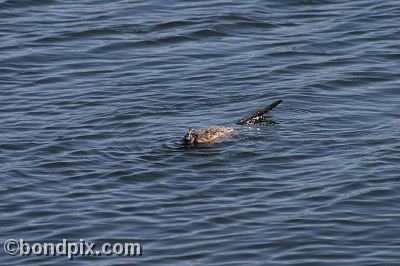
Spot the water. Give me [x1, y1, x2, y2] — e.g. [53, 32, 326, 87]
[1, 0, 399, 265]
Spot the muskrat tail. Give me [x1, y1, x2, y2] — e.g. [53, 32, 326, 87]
[236, 99, 283, 125]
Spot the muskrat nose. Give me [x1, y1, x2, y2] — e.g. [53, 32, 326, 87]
[183, 133, 192, 143]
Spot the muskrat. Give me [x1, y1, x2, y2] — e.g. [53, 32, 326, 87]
[184, 99, 282, 145]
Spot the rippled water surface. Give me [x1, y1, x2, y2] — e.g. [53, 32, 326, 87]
[1, 0, 400, 265]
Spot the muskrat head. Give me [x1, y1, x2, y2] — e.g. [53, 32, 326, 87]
[184, 128, 198, 145]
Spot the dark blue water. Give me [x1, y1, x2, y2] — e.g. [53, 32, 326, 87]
[1, 0, 400, 265]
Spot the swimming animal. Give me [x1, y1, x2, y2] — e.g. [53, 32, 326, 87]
[184, 99, 282, 145]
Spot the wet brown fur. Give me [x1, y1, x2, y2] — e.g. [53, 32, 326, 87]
[184, 126, 234, 145]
